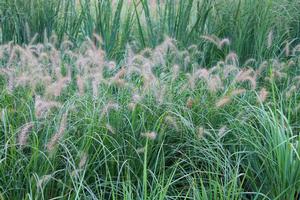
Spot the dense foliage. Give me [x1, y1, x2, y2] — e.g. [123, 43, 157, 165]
[0, 0, 299, 199]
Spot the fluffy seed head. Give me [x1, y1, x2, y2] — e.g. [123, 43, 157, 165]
[35, 96, 61, 118]
[18, 122, 34, 147]
[46, 112, 68, 152]
[272, 70, 287, 80]
[128, 102, 137, 111]
[234, 69, 257, 89]
[106, 123, 115, 134]
[186, 97, 194, 108]
[201, 35, 230, 49]
[164, 115, 179, 131]
[132, 93, 142, 103]
[216, 96, 232, 108]
[197, 126, 205, 139]
[231, 88, 246, 96]
[286, 85, 297, 98]
[7, 74, 14, 93]
[285, 41, 290, 57]
[107, 61, 116, 70]
[76, 75, 85, 96]
[207, 75, 223, 92]
[92, 80, 99, 97]
[219, 38, 230, 48]
[243, 58, 256, 67]
[101, 101, 119, 118]
[225, 52, 239, 66]
[218, 126, 228, 137]
[258, 88, 268, 103]
[37, 175, 52, 188]
[113, 67, 126, 80]
[136, 147, 145, 154]
[267, 30, 273, 49]
[188, 68, 210, 90]
[172, 64, 180, 81]
[142, 131, 157, 140]
[46, 77, 71, 97]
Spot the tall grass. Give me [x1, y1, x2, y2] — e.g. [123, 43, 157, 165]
[0, 0, 299, 199]
[1, 0, 300, 62]
[0, 33, 299, 198]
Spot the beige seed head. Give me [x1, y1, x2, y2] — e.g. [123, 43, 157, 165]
[164, 115, 179, 131]
[46, 112, 68, 152]
[37, 174, 52, 188]
[267, 30, 273, 49]
[136, 147, 145, 154]
[231, 88, 246, 96]
[197, 126, 205, 139]
[107, 61, 116, 70]
[35, 96, 61, 118]
[218, 126, 228, 137]
[76, 75, 85, 96]
[172, 64, 180, 81]
[92, 80, 99, 97]
[207, 76, 223, 93]
[18, 122, 34, 147]
[219, 38, 230, 48]
[186, 97, 194, 108]
[216, 96, 232, 108]
[286, 85, 297, 98]
[272, 70, 287, 80]
[114, 67, 127, 80]
[128, 102, 137, 111]
[258, 88, 268, 103]
[234, 69, 257, 89]
[106, 123, 116, 134]
[285, 41, 290, 57]
[142, 131, 157, 140]
[132, 93, 142, 103]
[225, 52, 239, 66]
[243, 58, 256, 67]
[101, 101, 119, 118]
[46, 77, 71, 97]
[201, 35, 230, 49]
[7, 74, 14, 93]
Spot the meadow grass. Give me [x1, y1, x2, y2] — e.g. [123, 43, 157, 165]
[0, 0, 300, 200]
[1, 0, 300, 61]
